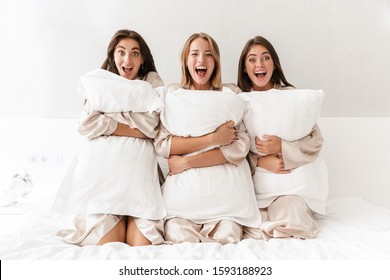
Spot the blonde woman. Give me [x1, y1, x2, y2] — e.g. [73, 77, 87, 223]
[155, 33, 261, 244]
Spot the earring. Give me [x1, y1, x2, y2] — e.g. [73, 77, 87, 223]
[141, 63, 144, 69]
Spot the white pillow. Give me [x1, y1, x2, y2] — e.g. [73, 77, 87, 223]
[163, 160, 261, 227]
[253, 156, 329, 214]
[240, 88, 328, 214]
[53, 136, 166, 219]
[160, 87, 261, 227]
[78, 69, 161, 113]
[161, 87, 246, 137]
[240, 89, 325, 154]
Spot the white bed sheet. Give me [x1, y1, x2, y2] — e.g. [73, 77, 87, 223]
[0, 197, 389, 260]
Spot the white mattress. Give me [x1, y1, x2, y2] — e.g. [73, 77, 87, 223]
[0, 196, 389, 260]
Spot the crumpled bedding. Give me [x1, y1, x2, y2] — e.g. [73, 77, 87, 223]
[1, 197, 389, 260]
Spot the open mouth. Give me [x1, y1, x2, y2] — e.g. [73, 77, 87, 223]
[122, 67, 133, 74]
[195, 66, 207, 76]
[255, 71, 266, 78]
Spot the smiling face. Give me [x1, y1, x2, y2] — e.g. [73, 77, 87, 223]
[245, 44, 275, 91]
[114, 38, 144, 80]
[186, 37, 215, 90]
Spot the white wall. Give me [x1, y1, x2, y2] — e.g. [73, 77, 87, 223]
[318, 118, 390, 208]
[1, 0, 390, 118]
[0, 118, 80, 197]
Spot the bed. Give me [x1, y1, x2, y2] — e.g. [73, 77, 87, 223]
[0, 118, 390, 261]
[1, 196, 389, 260]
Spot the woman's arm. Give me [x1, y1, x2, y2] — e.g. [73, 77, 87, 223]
[78, 110, 150, 139]
[154, 121, 236, 158]
[111, 122, 148, 138]
[170, 121, 236, 155]
[219, 122, 251, 166]
[168, 148, 228, 175]
[77, 110, 118, 139]
[254, 124, 323, 170]
[79, 71, 163, 139]
[169, 121, 253, 175]
[105, 111, 160, 139]
[280, 124, 324, 169]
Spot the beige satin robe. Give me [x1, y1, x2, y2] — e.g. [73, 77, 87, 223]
[58, 71, 165, 246]
[239, 84, 324, 240]
[154, 84, 254, 244]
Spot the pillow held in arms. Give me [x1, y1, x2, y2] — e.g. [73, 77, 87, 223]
[240, 89, 328, 214]
[253, 156, 328, 215]
[240, 89, 325, 155]
[161, 87, 246, 137]
[160, 88, 261, 227]
[53, 136, 166, 219]
[52, 69, 166, 219]
[78, 69, 161, 113]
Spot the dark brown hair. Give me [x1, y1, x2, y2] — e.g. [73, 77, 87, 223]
[237, 36, 294, 92]
[101, 29, 157, 78]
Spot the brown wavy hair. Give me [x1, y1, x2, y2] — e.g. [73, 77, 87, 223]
[237, 36, 294, 92]
[101, 29, 157, 78]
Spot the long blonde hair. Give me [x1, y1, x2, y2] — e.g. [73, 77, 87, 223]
[180, 33, 222, 90]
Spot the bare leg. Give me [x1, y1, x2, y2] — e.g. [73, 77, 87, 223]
[126, 216, 152, 246]
[97, 217, 126, 245]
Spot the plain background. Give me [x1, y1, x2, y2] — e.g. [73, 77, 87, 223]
[1, 0, 389, 118]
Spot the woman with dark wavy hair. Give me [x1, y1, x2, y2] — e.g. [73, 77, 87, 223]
[101, 29, 158, 79]
[237, 36, 325, 240]
[53, 29, 166, 247]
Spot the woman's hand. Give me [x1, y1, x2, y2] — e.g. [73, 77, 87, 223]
[168, 155, 189, 175]
[211, 121, 236, 146]
[255, 135, 282, 155]
[257, 154, 291, 174]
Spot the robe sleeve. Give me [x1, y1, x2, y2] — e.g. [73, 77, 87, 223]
[219, 121, 250, 166]
[281, 124, 324, 170]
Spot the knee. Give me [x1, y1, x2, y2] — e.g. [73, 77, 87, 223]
[209, 220, 243, 244]
[273, 195, 308, 212]
[164, 218, 200, 243]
